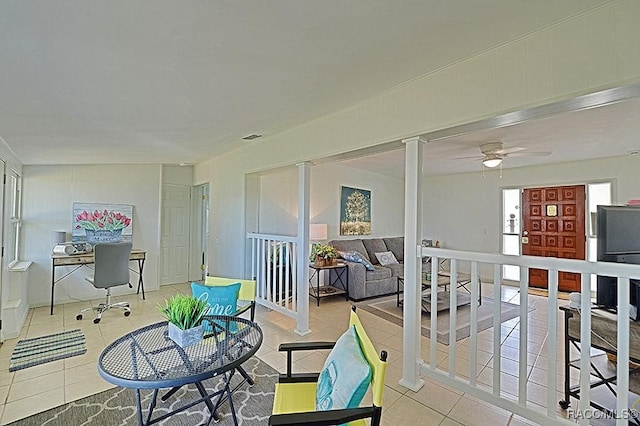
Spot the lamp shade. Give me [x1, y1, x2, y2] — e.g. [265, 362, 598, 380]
[309, 223, 328, 240]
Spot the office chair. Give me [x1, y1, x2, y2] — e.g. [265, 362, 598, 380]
[76, 241, 133, 324]
[270, 306, 388, 425]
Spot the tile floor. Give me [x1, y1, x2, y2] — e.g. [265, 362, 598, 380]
[0, 282, 576, 425]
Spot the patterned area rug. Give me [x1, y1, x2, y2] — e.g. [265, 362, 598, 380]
[9, 357, 277, 425]
[9, 329, 86, 372]
[358, 295, 526, 344]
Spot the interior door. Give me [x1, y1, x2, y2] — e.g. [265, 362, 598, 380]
[522, 185, 585, 292]
[160, 184, 191, 285]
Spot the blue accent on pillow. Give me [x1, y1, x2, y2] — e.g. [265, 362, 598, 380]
[315, 325, 372, 412]
[338, 250, 375, 271]
[191, 282, 241, 332]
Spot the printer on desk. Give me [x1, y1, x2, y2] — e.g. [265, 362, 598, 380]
[52, 242, 92, 256]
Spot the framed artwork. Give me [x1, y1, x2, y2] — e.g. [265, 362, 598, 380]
[340, 186, 371, 235]
[72, 202, 133, 243]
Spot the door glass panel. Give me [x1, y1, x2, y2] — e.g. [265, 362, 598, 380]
[503, 234, 520, 281]
[503, 189, 520, 234]
[502, 188, 521, 281]
[587, 182, 612, 291]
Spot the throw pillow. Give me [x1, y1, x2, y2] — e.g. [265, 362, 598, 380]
[191, 282, 241, 332]
[316, 325, 372, 411]
[375, 251, 399, 266]
[338, 251, 375, 271]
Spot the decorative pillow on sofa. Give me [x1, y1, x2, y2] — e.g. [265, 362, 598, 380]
[375, 251, 399, 266]
[316, 325, 372, 411]
[338, 251, 375, 271]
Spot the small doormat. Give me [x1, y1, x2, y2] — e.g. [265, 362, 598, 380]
[528, 288, 571, 300]
[9, 329, 87, 372]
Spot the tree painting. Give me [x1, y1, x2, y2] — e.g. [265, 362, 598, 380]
[340, 186, 371, 235]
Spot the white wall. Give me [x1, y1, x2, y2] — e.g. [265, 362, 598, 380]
[257, 162, 405, 240]
[23, 164, 163, 311]
[195, 1, 640, 279]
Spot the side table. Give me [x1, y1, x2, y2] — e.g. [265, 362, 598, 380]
[309, 263, 349, 306]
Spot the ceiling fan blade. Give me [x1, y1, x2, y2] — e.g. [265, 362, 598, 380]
[496, 146, 526, 155]
[506, 151, 551, 158]
[452, 155, 484, 160]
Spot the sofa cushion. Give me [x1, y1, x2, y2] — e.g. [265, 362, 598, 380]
[362, 238, 388, 265]
[329, 239, 371, 262]
[385, 263, 404, 277]
[383, 237, 404, 262]
[366, 265, 392, 281]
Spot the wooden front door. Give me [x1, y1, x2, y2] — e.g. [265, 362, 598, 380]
[522, 185, 585, 292]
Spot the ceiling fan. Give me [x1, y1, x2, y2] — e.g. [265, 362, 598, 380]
[455, 142, 551, 168]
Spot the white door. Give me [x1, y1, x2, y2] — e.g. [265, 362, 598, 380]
[160, 184, 191, 285]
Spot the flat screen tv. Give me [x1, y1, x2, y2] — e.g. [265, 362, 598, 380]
[596, 205, 640, 320]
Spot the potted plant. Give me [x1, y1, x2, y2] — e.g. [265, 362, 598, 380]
[309, 243, 338, 267]
[158, 294, 209, 348]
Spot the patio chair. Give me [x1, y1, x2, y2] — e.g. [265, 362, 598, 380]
[269, 306, 387, 425]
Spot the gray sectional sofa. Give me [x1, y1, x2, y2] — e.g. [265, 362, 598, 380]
[328, 237, 428, 301]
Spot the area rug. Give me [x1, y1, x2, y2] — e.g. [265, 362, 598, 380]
[9, 356, 276, 425]
[358, 295, 527, 345]
[9, 329, 86, 372]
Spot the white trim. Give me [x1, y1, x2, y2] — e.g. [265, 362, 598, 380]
[8, 260, 32, 272]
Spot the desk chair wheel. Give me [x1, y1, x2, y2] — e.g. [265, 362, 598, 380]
[124, 311, 131, 317]
[93, 317, 101, 324]
[76, 314, 83, 321]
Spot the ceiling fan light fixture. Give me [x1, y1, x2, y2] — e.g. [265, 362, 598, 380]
[482, 155, 502, 168]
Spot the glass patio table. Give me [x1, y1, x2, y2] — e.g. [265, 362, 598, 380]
[98, 315, 263, 426]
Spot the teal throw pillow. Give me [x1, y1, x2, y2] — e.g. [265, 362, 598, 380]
[191, 282, 241, 332]
[316, 325, 372, 412]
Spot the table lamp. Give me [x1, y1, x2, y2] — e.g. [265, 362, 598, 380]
[309, 223, 328, 241]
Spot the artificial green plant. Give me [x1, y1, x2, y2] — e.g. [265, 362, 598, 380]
[158, 294, 209, 330]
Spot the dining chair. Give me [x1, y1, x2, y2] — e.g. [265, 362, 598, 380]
[269, 306, 388, 425]
[76, 241, 133, 324]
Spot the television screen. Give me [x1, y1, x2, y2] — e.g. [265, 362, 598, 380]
[598, 205, 640, 255]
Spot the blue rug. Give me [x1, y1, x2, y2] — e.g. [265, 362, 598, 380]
[9, 329, 87, 372]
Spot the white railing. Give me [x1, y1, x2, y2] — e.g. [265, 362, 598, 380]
[247, 233, 299, 319]
[406, 247, 640, 426]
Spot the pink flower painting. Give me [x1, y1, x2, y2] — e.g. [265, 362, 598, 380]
[72, 203, 134, 243]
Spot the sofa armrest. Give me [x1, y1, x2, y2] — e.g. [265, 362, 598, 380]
[341, 260, 366, 285]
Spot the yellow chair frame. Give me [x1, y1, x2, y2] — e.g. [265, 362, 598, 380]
[270, 306, 387, 425]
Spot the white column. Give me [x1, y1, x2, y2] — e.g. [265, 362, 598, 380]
[295, 161, 312, 335]
[399, 136, 425, 391]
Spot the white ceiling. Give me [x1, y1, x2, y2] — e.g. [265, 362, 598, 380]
[338, 94, 640, 177]
[0, 0, 614, 166]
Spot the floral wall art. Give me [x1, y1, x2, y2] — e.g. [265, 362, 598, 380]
[72, 202, 133, 244]
[340, 186, 371, 235]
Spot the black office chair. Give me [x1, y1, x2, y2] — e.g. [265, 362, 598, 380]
[76, 242, 133, 324]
